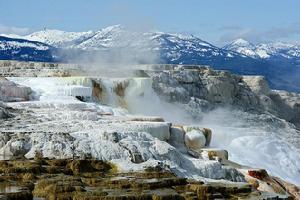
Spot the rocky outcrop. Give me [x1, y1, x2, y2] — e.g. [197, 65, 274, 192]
[0, 158, 292, 200]
[273, 177, 300, 200]
[148, 66, 300, 131]
[183, 126, 212, 146]
[182, 126, 212, 155]
[243, 75, 300, 129]
[0, 77, 32, 102]
[0, 60, 82, 77]
[243, 75, 271, 96]
[269, 90, 300, 128]
[0, 102, 13, 119]
[150, 65, 261, 113]
[184, 129, 207, 151]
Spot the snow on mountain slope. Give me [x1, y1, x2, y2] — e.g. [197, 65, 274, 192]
[15, 25, 249, 66]
[224, 38, 300, 60]
[15, 25, 154, 51]
[0, 36, 57, 62]
[1, 26, 299, 92]
[1, 25, 259, 75]
[5, 26, 300, 63]
[0, 36, 50, 51]
[256, 42, 300, 60]
[8, 25, 240, 59]
[23, 29, 96, 48]
[74, 25, 127, 50]
[151, 32, 243, 63]
[223, 39, 263, 58]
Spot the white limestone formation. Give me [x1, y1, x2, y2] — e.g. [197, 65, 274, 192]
[243, 75, 300, 129]
[0, 64, 300, 186]
[243, 76, 271, 95]
[0, 77, 32, 102]
[184, 130, 206, 152]
[0, 102, 12, 119]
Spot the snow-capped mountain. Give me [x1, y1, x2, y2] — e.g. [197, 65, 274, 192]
[24, 29, 96, 48]
[223, 39, 265, 58]
[0, 36, 58, 62]
[0, 26, 277, 64]
[14, 25, 252, 65]
[4, 25, 241, 58]
[151, 32, 243, 63]
[6, 25, 135, 50]
[73, 25, 128, 50]
[0, 25, 300, 92]
[224, 38, 300, 62]
[3, 26, 300, 65]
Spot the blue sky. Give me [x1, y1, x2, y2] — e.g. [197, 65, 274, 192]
[1, 0, 300, 46]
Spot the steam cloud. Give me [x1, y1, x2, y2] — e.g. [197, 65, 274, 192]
[59, 26, 161, 76]
[123, 85, 300, 186]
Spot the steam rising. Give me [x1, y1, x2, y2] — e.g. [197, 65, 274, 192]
[124, 78, 195, 124]
[122, 84, 300, 185]
[56, 25, 300, 186]
[9, 74, 300, 186]
[198, 108, 300, 185]
[60, 26, 161, 76]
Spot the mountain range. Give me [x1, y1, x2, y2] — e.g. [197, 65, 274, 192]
[1, 25, 300, 92]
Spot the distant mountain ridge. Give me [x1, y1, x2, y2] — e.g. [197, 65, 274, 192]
[224, 38, 300, 65]
[0, 36, 59, 62]
[1, 25, 300, 92]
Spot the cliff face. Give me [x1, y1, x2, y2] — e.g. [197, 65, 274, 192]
[241, 75, 300, 131]
[268, 90, 300, 129]
[0, 60, 82, 77]
[150, 65, 261, 110]
[0, 77, 32, 102]
[148, 65, 300, 130]
[0, 102, 13, 119]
